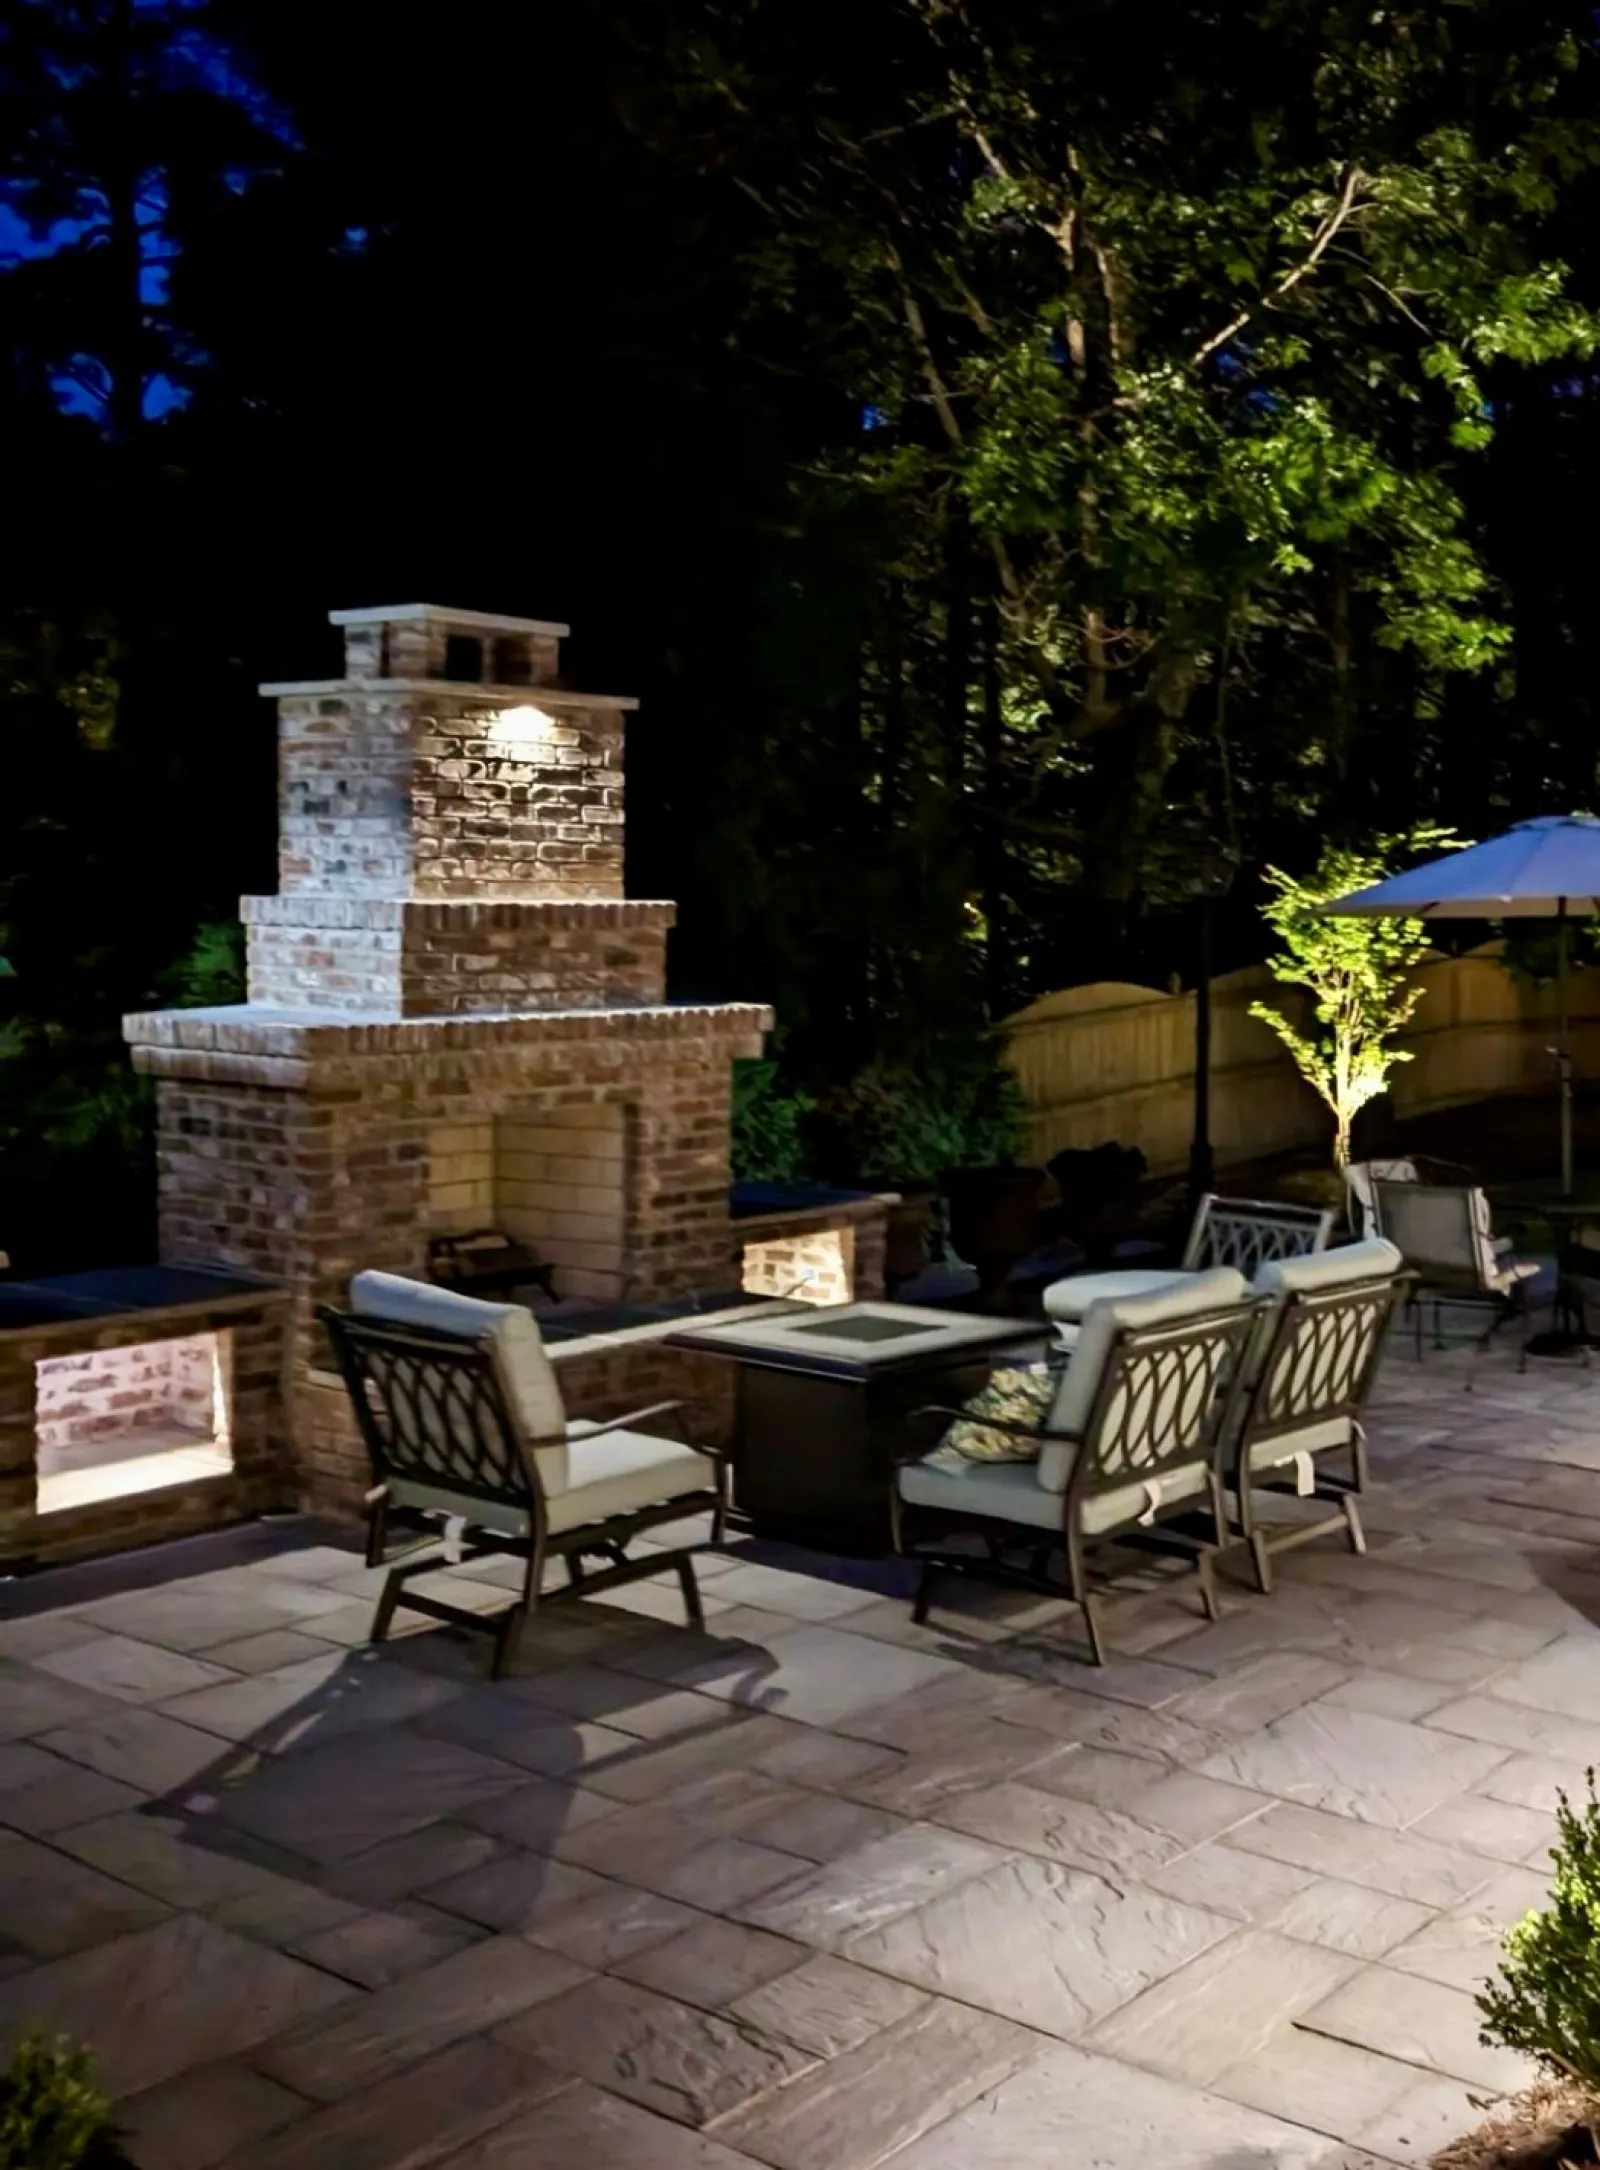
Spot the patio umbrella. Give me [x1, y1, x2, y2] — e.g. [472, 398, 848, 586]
[1326, 814, 1600, 1196]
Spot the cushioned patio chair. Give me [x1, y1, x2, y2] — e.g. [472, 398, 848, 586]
[319, 1271, 727, 1676]
[1344, 1155, 1476, 1240]
[893, 1268, 1260, 1664]
[1372, 1180, 1539, 1366]
[1043, 1192, 1334, 1333]
[1224, 1237, 1408, 1592]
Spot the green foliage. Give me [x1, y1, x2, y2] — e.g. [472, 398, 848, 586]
[731, 1057, 816, 1183]
[1479, 1769, 1600, 2092]
[0, 2035, 119, 2170]
[813, 1044, 1026, 1184]
[1249, 826, 1460, 1167]
[157, 921, 246, 1011]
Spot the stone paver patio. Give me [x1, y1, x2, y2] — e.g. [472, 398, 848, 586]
[2, 1332, 1598, 2170]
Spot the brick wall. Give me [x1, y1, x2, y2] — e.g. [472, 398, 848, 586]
[741, 1226, 854, 1307]
[498, 1105, 627, 1301]
[35, 1332, 226, 1460]
[243, 898, 671, 1016]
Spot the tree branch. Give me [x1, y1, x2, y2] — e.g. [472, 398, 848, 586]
[1189, 164, 1368, 370]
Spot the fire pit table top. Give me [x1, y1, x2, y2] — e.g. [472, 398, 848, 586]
[665, 1299, 1042, 1378]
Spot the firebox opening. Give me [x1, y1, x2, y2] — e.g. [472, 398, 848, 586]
[427, 1104, 628, 1305]
[34, 1330, 234, 1516]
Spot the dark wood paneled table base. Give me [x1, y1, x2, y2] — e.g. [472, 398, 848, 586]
[666, 1302, 1046, 1554]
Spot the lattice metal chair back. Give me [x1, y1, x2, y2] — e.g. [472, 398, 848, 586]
[1071, 1303, 1257, 1524]
[1184, 1194, 1335, 1277]
[1228, 1271, 1407, 1590]
[323, 1309, 537, 1528]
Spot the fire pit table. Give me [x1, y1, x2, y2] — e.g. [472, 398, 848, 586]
[666, 1301, 1044, 1553]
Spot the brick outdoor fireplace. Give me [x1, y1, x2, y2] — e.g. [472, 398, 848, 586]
[121, 603, 795, 1514]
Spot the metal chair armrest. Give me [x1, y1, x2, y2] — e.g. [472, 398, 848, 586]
[529, 1399, 689, 1453]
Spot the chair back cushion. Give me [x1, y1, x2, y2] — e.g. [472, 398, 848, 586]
[1040, 1265, 1246, 1490]
[1345, 1160, 1416, 1237]
[350, 1271, 569, 1495]
[1370, 1183, 1487, 1288]
[1253, 1236, 1401, 1296]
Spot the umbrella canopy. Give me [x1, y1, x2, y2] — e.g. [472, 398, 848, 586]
[1327, 814, 1600, 918]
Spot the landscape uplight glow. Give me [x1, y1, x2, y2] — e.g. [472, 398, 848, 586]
[488, 703, 556, 748]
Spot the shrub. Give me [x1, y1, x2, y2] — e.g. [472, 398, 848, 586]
[0, 2035, 125, 2170]
[731, 1057, 815, 1182]
[1479, 1769, 1600, 2095]
[814, 1043, 1026, 1184]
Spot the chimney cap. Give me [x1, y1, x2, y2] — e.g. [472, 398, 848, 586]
[327, 602, 571, 638]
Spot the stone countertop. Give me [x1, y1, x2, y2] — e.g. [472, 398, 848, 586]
[0, 1265, 282, 1336]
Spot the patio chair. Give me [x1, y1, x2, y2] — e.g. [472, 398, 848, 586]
[1224, 1237, 1408, 1592]
[1371, 1180, 1539, 1365]
[893, 1268, 1260, 1664]
[319, 1271, 727, 1676]
[1042, 1192, 1333, 1332]
[1344, 1155, 1475, 1239]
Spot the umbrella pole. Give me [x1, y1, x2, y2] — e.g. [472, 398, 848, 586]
[1559, 897, 1574, 1197]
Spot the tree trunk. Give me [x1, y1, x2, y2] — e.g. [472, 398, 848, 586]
[979, 596, 1007, 1017]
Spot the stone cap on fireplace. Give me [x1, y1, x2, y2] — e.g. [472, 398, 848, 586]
[328, 603, 572, 637]
[317, 600, 577, 691]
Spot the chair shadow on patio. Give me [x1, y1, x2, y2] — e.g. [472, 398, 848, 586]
[135, 1597, 787, 1976]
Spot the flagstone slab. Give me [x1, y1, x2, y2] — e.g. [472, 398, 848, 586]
[118, 2057, 309, 2170]
[207, 1726, 524, 1864]
[1195, 1705, 1506, 1827]
[743, 1825, 1011, 1950]
[930, 1782, 1185, 1881]
[727, 1955, 928, 2058]
[0, 1914, 350, 2097]
[1084, 1928, 1359, 2084]
[1300, 1965, 1535, 2091]
[615, 1918, 808, 2009]
[714, 1996, 1043, 2170]
[1228, 1804, 1497, 1908]
[844, 1853, 1233, 2038]
[880, 2040, 1343, 2170]
[496, 1974, 815, 2128]
[429, 2082, 764, 2170]
[0, 1828, 170, 1957]
[255, 1935, 587, 2102]
[34, 1635, 235, 1706]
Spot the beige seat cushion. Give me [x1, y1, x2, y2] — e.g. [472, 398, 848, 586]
[391, 1426, 715, 1541]
[350, 1271, 569, 1494]
[899, 1450, 1211, 1538]
[1042, 1267, 1193, 1326]
[546, 1430, 718, 1535]
[1040, 1266, 1248, 1492]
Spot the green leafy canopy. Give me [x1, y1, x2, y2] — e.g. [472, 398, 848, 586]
[1249, 825, 1462, 1165]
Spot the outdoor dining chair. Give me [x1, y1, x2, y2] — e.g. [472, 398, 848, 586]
[1372, 1180, 1539, 1365]
[1344, 1155, 1475, 1239]
[319, 1270, 727, 1676]
[893, 1268, 1260, 1664]
[1224, 1237, 1409, 1591]
[1042, 1192, 1334, 1332]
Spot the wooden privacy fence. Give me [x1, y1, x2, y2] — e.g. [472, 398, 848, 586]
[1001, 944, 1600, 1176]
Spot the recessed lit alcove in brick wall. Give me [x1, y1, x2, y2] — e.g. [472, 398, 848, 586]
[124, 602, 775, 1515]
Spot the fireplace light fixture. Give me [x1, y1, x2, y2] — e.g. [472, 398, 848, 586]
[488, 702, 557, 749]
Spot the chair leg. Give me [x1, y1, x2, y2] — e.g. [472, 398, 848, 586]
[1248, 1529, 1274, 1595]
[1080, 1591, 1107, 1667]
[911, 1559, 938, 1625]
[1196, 1552, 1221, 1623]
[365, 1492, 390, 1571]
[370, 1564, 406, 1646]
[676, 1553, 704, 1628]
[1342, 1493, 1367, 1557]
[493, 1547, 541, 1680]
